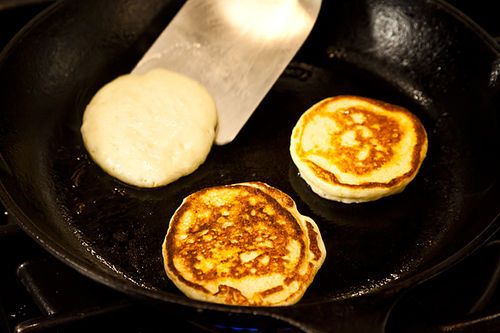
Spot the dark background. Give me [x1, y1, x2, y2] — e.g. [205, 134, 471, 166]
[0, 1, 498, 333]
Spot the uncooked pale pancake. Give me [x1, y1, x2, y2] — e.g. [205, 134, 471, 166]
[162, 182, 326, 306]
[290, 96, 428, 203]
[81, 68, 217, 188]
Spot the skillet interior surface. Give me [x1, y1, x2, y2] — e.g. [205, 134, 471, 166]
[0, 0, 498, 309]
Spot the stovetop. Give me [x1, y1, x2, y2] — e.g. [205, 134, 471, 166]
[1, 207, 499, 333]
[0, 1, 498, 332]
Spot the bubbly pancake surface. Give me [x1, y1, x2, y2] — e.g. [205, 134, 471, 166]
[290, 96, 428, 203]
[162, 182, 326, 306]
[81, 68, 217, 188]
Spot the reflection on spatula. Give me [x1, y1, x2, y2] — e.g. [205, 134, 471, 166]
[133, 0, 322, 145]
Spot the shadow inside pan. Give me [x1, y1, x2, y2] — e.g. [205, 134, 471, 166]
[50, 57, 468, 301]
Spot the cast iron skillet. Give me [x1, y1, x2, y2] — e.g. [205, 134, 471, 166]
[0, 0, 499, 331]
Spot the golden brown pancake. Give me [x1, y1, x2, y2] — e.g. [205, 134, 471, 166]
[290, 96, 428, 203]
[162, 182, 326, 306]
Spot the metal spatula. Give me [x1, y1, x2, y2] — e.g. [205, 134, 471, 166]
[132, 0, 322, 145]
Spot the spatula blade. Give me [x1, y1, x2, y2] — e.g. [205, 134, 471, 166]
[133, 0, 321, 145]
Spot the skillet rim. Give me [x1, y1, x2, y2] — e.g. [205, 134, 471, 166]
[0, 0, 499, 314]
[433, 0, 499, 54]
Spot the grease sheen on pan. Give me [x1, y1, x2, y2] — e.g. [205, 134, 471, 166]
[162, 182, 326, 306]
[290, 96, 428, 203]
[81, 68, 217, 188]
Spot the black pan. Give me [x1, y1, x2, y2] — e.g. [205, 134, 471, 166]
[0, 0, 499, 332]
